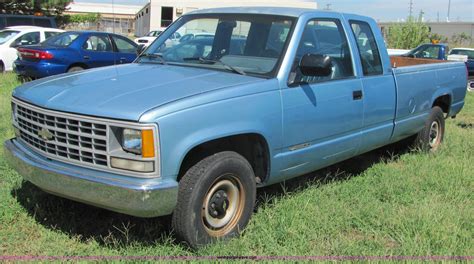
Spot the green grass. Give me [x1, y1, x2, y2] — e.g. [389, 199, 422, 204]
[0, 72, 473, 257]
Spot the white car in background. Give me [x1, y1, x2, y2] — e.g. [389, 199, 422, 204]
[0, 26, 64, 72]
[134, 28, 183, 47]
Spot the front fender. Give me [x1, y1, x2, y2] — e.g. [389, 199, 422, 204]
[151, 89, 282, 180]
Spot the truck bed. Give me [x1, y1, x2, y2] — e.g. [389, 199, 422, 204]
[390, 57, 467, 142]
[390, 56, 448, 68]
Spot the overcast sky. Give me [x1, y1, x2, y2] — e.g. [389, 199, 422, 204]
[75, 0, 474, 22]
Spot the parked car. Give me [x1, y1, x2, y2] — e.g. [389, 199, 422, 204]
[400, 44, 473, 90]
[449, 48, 474, 91]
[134, 28, 182, 48]
[14, 31, 138, 78]
[0, 14, 57, 30]
[5, 8, 467, 248]
[134, 28, 165, 46]
[0, 26, 63, 72]
[402, 43, 449, 60]
[178, 32, 214, 43]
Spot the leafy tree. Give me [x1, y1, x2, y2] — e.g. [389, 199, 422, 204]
[451, 32, 472, 46]
[386, 12, 431, 49]
[60, 13, 101, 28]
[0, 0, 72, 27]
[1, 0, 70, 15]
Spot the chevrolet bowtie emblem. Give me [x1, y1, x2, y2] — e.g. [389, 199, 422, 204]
[38, 128, 54, 141]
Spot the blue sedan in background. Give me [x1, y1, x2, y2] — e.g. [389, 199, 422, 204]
[14, 31, 138, 79]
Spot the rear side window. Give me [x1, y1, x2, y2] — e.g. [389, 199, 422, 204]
[350, 20, 383, 76]
[46, 32, 80, 47]
[83, 35, 113, 52]
[13, 31, 40, 46]
[111, 35, 137, 53]
[45, 31, 61, 39]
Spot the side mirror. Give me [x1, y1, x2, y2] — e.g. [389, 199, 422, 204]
[136, 44, 146, 55]
[299, 54, 332, 77]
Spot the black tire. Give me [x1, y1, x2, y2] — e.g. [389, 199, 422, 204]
[67, 66, 84, 73]
[0, 61, 4, 73]
[172, 151, 256, 248]
[411, 106, 445, 152]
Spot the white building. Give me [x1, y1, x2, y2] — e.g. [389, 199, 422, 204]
[65, 2, 142, 35]
[135, 0, 318, 36]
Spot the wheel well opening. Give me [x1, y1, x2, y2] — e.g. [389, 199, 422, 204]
[67, 63, 88, 71]
[178, 134, 270, 185]
[433, 95, 451, 116]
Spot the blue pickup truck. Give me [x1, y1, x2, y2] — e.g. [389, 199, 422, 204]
[4, 7, 468, 248]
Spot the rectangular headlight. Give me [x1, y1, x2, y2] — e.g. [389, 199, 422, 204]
[122, 128, 142, 155]
[122, 128, 155, 158]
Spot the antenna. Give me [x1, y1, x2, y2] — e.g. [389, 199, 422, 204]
[447, 0, 451, 22]
[409, 0, 414, 19]
[112, 0, 116, 34]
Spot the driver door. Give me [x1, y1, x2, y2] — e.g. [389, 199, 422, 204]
[280, 18, 364, 174]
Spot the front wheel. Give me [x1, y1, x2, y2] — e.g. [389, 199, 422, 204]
[172, 151, 256, 248]
[412, 106, 445, 152]
[0, 61, 4, 73]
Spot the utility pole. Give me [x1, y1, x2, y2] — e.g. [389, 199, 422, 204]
[447, 0, 451, 22]
[409, 0, 414, 20]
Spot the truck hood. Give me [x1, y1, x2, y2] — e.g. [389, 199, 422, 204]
[13, 63, 263, 121]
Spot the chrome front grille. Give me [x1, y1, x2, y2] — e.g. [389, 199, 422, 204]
[15, 102, 109, 168]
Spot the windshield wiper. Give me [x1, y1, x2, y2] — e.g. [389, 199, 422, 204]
[183, 57, 246, 76]
[138, 53, 167, 65]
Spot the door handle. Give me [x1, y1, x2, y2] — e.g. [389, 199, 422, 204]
[83, 55, 90, 60]
[353, 90, 363, 100]
[119, 57, 126, 63]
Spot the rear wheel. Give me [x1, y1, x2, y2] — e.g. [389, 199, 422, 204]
[67, 66, 84, 73]
[172, 151, 256, 248]
[411, 106, 445, 152]
[468, 79, 474, 92]
[0, 61, 4, 73]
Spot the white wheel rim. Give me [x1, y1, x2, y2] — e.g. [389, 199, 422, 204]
[429, 120, 440, 149]
[201, 175, 244, 237]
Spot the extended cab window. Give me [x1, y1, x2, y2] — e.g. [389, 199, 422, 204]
[289, 19, 354, 84]
[350, 21, 383, 76]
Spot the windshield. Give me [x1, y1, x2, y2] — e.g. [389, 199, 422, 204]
[0, 30, 20, 45]
[450, 49, 474, 60]
[44, 32, 80, 47]
[139, 14, 295, 77]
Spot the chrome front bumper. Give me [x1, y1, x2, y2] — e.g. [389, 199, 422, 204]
[4, 139, 178, 218]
